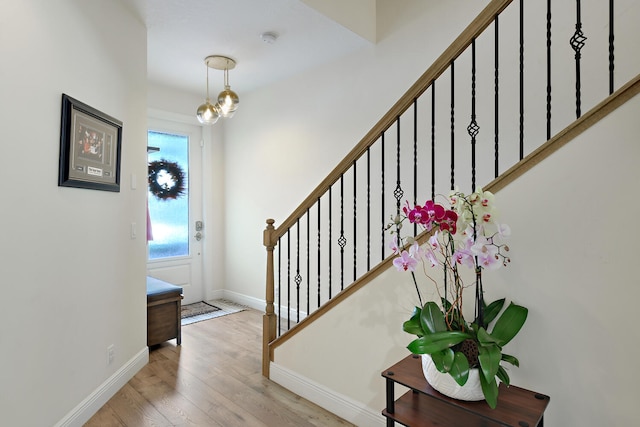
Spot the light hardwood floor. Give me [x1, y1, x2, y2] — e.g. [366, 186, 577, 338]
[85, 308, 354, 426]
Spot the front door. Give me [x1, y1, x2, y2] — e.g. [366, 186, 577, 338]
[146, 118, 204, 305]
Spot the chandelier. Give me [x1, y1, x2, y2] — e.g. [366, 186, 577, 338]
[196, 55, 239, 125]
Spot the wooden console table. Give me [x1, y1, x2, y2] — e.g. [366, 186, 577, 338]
[382, 355, 550, 427]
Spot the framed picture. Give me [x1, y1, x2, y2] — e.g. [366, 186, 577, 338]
[58, 94, 122, 192]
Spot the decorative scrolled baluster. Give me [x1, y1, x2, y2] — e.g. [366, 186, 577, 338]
[467, 39, 480, 193]
[339, 174, 346, 291]
[570, 0, 588, 118]
[394, 116, 404, 215]
[295, 219, 301, 323]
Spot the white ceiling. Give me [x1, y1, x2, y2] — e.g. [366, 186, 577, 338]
[128, 0, 374, 98]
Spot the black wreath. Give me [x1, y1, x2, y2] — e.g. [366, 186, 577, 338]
[148, 159, 186, 200]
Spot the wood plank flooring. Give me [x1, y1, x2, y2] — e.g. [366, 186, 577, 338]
[85, 308, 354, 427]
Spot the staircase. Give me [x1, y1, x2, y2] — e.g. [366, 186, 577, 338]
[262, 1, 640, 425]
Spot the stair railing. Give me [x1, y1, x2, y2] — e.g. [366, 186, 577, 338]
[263, 0, 639, 377]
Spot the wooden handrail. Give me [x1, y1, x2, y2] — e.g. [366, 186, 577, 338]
[266, 73, 640, 355]
[267, 0, 514, 244]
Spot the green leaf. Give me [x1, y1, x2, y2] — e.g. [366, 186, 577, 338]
[476, 327, 501, 347]
[420, 302, 447, 334]
[402, 307, 424, 336]
[483, 298, 506, 325]
[496, 365, 510, 386]
[478, 344, 501, 382]
[431, 348, 454, 373]
[490, 303, 528, 346]
[501, 353, 520, 367]
[407, 331, 472, 354]
[479, 371, 499, 409]
[449, 352, 470, 386]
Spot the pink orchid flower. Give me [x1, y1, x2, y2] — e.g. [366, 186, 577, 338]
[439, 209, 458, 234]
[389, 234, 400, 254]
[424, 200, 446, 222]
[393, 250, 418, 272]
[477, 246, 501, 270]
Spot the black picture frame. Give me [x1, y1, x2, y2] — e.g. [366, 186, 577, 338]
[58, 94, 122, 192]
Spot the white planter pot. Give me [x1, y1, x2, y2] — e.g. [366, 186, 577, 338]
[421, 354, 485, 401]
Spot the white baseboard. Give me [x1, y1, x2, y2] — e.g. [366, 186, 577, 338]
[219, 289, 266, 312]
[270, 362, 385, 427]
[218, 290, 309, 323]
[54, 347, 149, 427]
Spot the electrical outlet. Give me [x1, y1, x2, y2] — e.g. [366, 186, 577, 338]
[107, 344, 115, 365]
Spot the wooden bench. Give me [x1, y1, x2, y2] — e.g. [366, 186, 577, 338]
[146, 276, 183, 346]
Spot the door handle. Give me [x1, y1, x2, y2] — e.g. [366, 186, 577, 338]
[194, 231, 202, 241]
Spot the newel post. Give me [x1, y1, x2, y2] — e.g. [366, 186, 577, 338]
[262, 218, 277, 377]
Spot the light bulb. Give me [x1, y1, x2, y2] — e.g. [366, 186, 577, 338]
[217, 87, 239, 118]
[196, 100, 220, 125]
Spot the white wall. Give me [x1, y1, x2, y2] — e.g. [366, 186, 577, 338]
[223, 0, 490, 303]
[274, 91, 640, 426]
[0, 1, 148, 425]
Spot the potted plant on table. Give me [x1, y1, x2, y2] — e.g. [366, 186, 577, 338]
[388, 188, 527, 409]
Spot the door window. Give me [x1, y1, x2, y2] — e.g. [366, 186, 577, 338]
[147, 131, 190, 260]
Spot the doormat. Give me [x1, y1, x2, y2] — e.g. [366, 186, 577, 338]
[181, 300, 246, 326]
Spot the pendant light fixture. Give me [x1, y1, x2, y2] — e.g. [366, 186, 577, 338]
[196, 57, 221, 125]
[218, 66, 239, 118]
[195, 55, 239, 124]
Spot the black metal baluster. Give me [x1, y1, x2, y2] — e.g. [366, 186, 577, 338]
[287, 229, 291, 330]
[295, 220, 301, 323]
[413, 99, 418, 237]
[339, 175, 346, 291]
[306, 208, 310, 316]
[277, 236, 282, 336]
[609, 0, 615, 95]
[546, 0, 552, 141]
[353, 162, 357, 282]
[394, 117, 404, 215]
[570, 0, 587, 118]
[450, 61, 455, 191]
[381, 132, 385, 261]
[494, 17, 500, 178]
[328, 186, 332, 300]
[431, 83, 436, 200]
[468, 39, 479, 193]
[519, 0, 525, 160]
[317, 198, 321, 309]
[367, 147, 371, 271]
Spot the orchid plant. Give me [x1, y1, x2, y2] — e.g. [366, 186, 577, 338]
[388, 188, 527, 409]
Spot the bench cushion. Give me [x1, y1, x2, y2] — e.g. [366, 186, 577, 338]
[146, 276, 183, 297]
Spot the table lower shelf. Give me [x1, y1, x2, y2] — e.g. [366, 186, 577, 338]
[383, 389, 507, 427]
